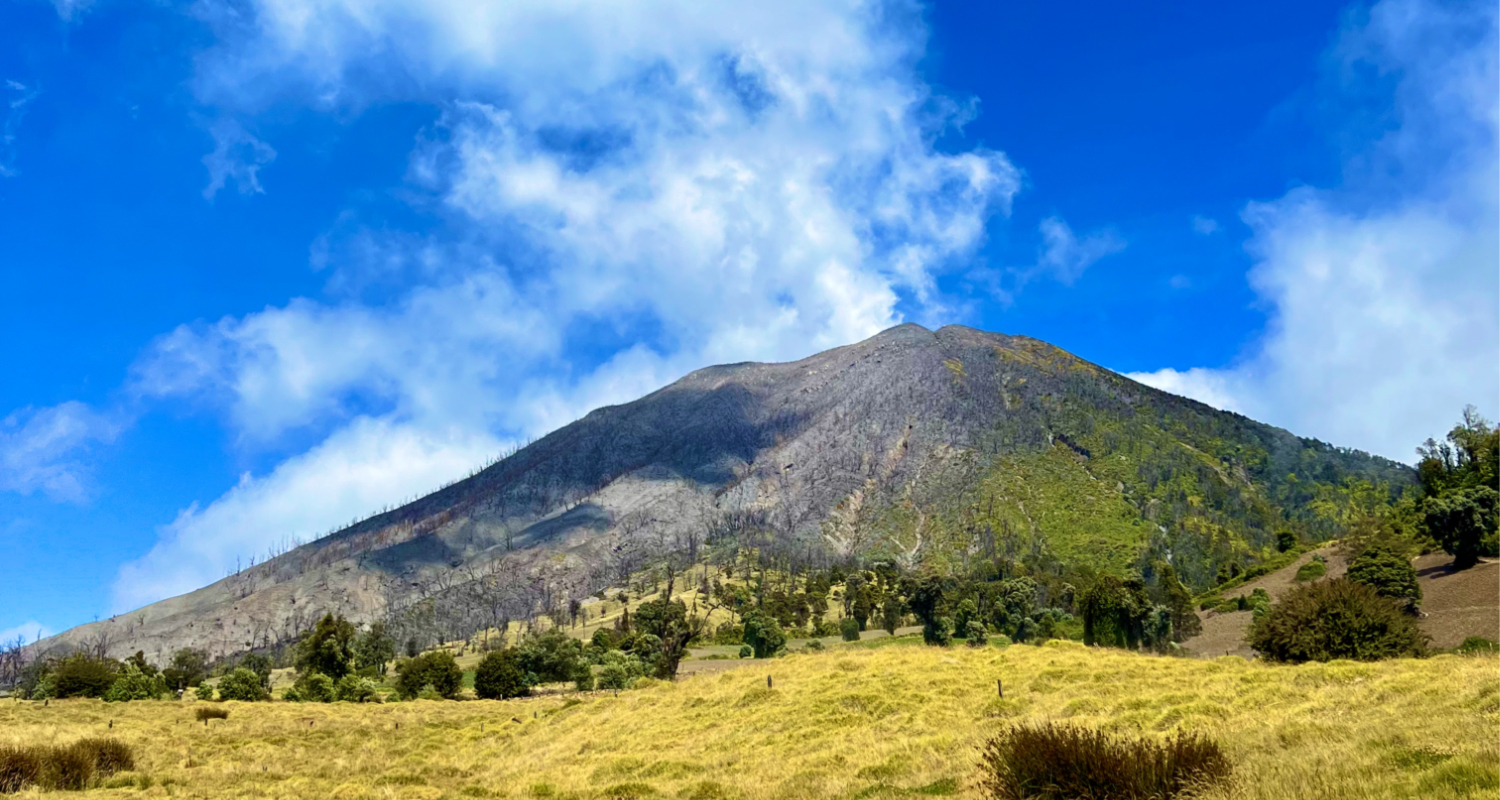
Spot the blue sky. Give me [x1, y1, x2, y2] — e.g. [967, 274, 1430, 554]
[1, 0, 1495, 641]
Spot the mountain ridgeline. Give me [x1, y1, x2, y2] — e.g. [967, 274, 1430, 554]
[38, 324, 1412, 661]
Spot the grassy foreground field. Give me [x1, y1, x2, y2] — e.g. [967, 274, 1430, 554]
[3, 643, 1496, 800]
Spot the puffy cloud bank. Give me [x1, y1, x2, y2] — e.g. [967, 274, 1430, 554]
[1130, 0, 1498, 463]
[109, 0, 1021, 608]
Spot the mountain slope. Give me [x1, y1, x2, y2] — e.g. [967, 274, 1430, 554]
[35, 324, 1413, 662]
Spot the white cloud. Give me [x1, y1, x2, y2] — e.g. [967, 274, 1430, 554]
[0, 402, 121, 502]
[0, 620, 52, 645]
[112, 417, 502, 611]
[1036, 216, 1125, 285]
[2, 79, 40, 178]
[1191, 215, 1220, 235]
[201, 120, 277, 199]
[1129, 0, 1498, 462]
[49, 0, 92, 21]
[106, 0, 1022, 607]
[1126, 367, 1244, 414]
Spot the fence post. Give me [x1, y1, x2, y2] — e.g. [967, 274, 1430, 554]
[997, 679, 1003, 699]
[767, 675, 773, 689]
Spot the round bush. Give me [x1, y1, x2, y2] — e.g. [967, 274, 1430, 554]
[737, 645, 752, 659]
[288, 671, 335, 703]
[105, 666, 168, 702]
[840, 617, 861, 642]
[215, 667, 269, 702]
[474, 649, 529, 700]
[394, 651, 463, 700]
[333, 674, 380, 703]
[1294, 561, 1326, 582]
[1346, 547, 1421, 607]
[1249, 579, 1427, 662]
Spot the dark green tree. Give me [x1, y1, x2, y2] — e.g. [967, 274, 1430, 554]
[52, 654, 120, 699]
[516, 629, 588, 684]
[633, 597, 701, 679]
[1346, 546, 1422, 609]
[1079, 576, 1151, 649]
[354, 621, 396, 675]
[1421, 486, 1498, 570]
[162, 648, 208, 691]
[295, 614, 358, 681]
[216, 667, 269, 701]
[1155, 564, 1201, 641]
[880, 594, 905, 635]
[394, 651, 463, 699]
[904, 573, 956, 646]
[840, 616, 861, 642]
[741, 611, 786, 658]
[1249, 579, 1426, 662]
[473, 649, 529, 700]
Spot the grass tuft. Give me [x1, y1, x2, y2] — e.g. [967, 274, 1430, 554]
[977, 722, 1230, 800]
[195, 706, 230, 721]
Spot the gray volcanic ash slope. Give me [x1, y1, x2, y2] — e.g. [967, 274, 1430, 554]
[36, 324, 1410, 661]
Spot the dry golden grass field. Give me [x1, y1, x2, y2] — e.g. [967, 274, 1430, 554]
[3, 642, 1496, 800]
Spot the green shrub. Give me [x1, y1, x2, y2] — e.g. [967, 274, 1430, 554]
[287, 671, 335, 703]
[574, 669, 596, 692]
[161, 648, 208, 691]
[742, 613, 786, 658]
[516, 629, 587, 685]
[194, 706, 229, 721]
[394, 651, 462, 700]
[1346, 546, 1422, 608]
[737, 645, 753, 659]
[596, 651, 644, 691]
[416, 684, 446, 701]
[216, 667, 270, 702]
[294, 613, 358, 682]
[104, 665, 168, 702]
[977, 723, 1230, 800]
[803, 639, 825, 652]
[51, 654, 120, 699]
[474, 649, 529, 700]
[1246, 588, 1271, 621]
[1249, 579, 1427, 663]
[1294, 561, 1326, 582]
[1454, 636, 1500, 655]
[711, 624, 745, 645]
[333, 674, 380, 703]
[922, 617, 952, 647]
[840, 617, 861, 642]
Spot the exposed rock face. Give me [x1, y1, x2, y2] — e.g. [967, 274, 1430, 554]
[35, 324, 1411, 661]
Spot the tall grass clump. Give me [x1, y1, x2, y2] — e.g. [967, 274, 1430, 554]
[977, 723, 1230, 800]
[195, 706, 230, 721]
[0, 738, 135, 794]
[0, 746, 42, 793]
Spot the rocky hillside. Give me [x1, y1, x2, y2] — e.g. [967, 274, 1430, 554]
[35, 324, 1412, 662]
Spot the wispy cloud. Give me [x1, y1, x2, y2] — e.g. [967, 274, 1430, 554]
[1191, 215, 1220, 235]
[0, 402, 122, 503]
[0, 620, 51, 645]
[201, 120, 277, 199]
[2, 79, 40, 178]
[1130, 0, 1498, 461]
[970, 216, 1125, 305]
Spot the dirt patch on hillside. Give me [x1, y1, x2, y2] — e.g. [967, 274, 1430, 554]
[1181, 545, 1347, 659]
[1414, 554, 1499, 649]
